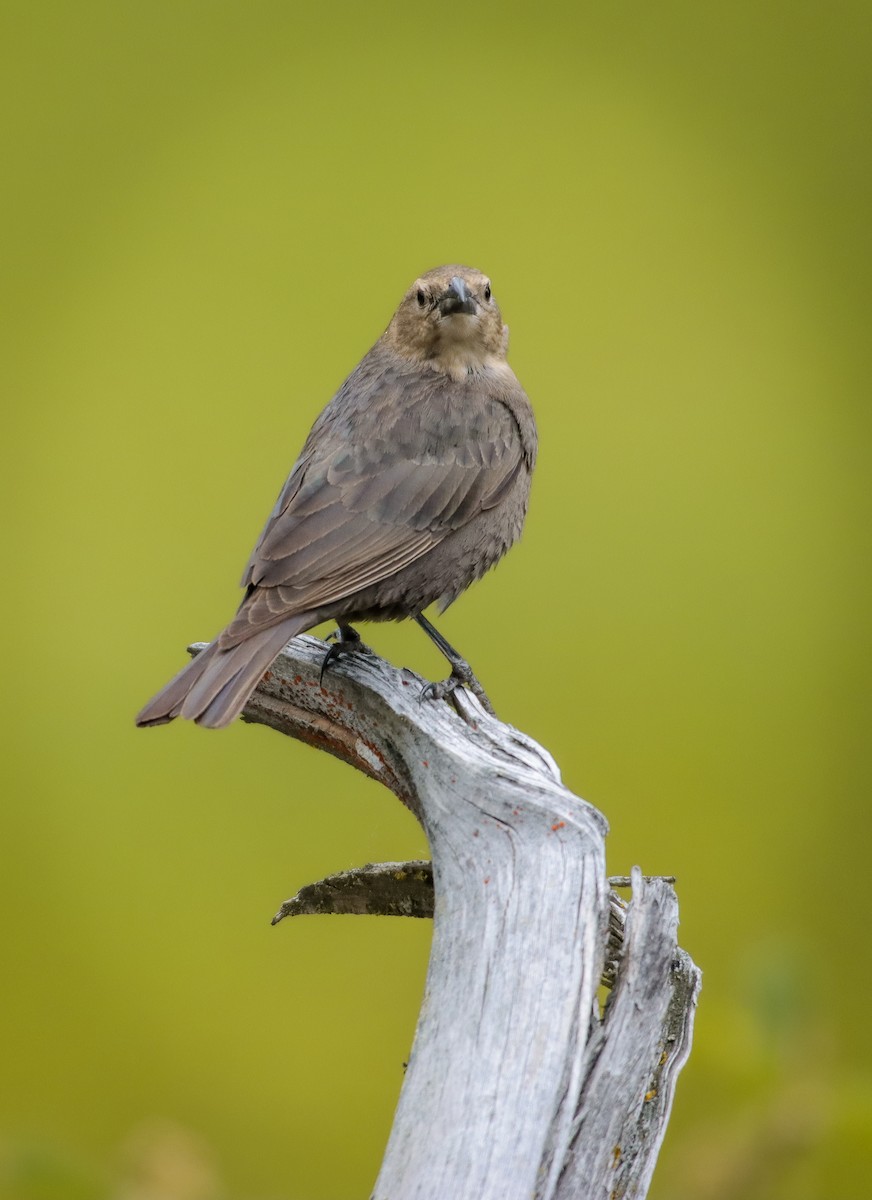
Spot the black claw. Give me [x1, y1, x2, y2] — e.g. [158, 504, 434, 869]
[420, 671, 495, 716]
[413, 613, 496, 715]
[320, 624, 368, 686]
[420, 680, 447, 704]
[319, 642, 342, 686]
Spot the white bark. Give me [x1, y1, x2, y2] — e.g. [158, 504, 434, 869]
[204, 634, 701, 1200]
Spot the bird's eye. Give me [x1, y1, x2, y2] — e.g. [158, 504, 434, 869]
[416, 289, 427, 307]
[484, 283, 492, 301]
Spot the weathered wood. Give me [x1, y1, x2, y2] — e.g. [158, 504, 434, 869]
[272, 861, 436, 921]
[273, 863, 674, 992]
[555, 870, 701, 1200]
[195, 634, 701, 1199]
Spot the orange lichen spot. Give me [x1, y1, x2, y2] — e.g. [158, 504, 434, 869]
[551, 821, 565, 831]
[644, 1089, 657, 1102]
[483, 877, 490, 885]
[422, 759, 429, 767]
[293, 674, 303, 684]
[263, 670, 273, 681]
[612, 1145, 621, 1165]
[659, 1050, 668, 1066]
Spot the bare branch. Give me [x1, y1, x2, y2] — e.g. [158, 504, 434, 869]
[272, 861, 435, 921]
[205, 634, 701, 1200]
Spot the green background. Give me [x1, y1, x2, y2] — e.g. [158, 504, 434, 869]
[3, 3, 870, 1197]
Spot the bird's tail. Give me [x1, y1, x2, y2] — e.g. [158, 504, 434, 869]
[135, 615, 308, 729]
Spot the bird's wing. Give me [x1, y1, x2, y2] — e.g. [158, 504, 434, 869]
[222, 375, 525, 646]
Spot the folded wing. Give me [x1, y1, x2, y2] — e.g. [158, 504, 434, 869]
[221, 374, 524, 649]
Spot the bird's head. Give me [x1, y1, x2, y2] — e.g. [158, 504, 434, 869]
[384, 265, 509, 377]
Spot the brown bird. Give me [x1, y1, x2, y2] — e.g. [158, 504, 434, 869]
[136, 265, 537, 729]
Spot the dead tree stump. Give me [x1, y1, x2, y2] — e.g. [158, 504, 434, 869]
[196, 634, 701, 1200]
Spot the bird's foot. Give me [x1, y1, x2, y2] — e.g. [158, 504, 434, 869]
[320, 625, 371, 685]
[421, 658, 495, 716]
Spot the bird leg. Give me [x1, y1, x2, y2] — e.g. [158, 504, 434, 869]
[320, 624, 370, 685]
[415, 614, 495, 716]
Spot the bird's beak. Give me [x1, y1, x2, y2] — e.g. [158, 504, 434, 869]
[438, 276, 478, 317]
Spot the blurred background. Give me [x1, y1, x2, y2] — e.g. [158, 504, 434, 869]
[2, 2, 871, 1198]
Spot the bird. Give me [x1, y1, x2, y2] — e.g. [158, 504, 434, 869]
[136, 265, 537, 729]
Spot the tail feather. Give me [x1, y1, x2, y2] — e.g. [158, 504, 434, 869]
[136, 615, 310, 730]
[135, 640, 221, 727]
[184, 619, 303, 728]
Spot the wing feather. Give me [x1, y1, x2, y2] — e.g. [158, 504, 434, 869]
[225, 358, 528, 646]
